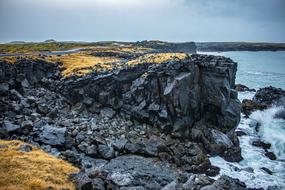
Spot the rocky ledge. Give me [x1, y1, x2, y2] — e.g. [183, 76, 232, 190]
[0, 54, 248, 190]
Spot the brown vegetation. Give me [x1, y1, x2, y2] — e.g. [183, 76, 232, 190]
[0, 140, 79, 190]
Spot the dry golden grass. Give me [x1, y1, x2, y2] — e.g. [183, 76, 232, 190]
[126, 53, 188, 66]
[46, 53, 121, 76]
[0, 140, 79, 190]
[86, 45, 153, 54]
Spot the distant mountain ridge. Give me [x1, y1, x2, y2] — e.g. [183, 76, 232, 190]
[196, 42, 285, 52]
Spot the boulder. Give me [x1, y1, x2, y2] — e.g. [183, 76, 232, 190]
[38, 125, 66, 146]
[0, 83, 9, 96]
[18, 144, 33, 152]
[265, 152, 277, 160]
[102, 155, 177, 189]
[98, 144, 115, 159]
[201, 175, 247, 190]
[2, 120, 20, 134]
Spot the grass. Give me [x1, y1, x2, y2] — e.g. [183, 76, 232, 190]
[47, 53, 122, 76]
[0, 42, 88, 54]
[126, 53, 188, 66]
[0, 44, 189, 78]
[0, 140, 79, 190]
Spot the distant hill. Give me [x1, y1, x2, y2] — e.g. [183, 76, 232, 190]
[196, 42, 285, 52]
[7, 41, 26, 44]
[134, 40, 197, 53]
[44, 39, 57, 43]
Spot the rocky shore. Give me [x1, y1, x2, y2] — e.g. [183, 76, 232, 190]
[0, 54, 261, 190]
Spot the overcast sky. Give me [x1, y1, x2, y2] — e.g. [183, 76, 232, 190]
[0, 0, 284, 43]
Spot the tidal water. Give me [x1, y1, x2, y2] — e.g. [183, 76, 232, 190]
[199, 51, 285, 189]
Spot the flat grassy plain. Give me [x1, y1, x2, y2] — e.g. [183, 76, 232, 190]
[0, 42, 190, 77]
[0, 42, 94, 54]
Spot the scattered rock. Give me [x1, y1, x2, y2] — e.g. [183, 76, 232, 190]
[18, 144, 33, 152]
[3, 120, 20, 133]
[265, 152, 277, 160]
[252, 140, 271, 150]
[37, 103, 50, 114]
[201, 175, 247, 190]
[241, 99, 266, 116]
[21, 120, 33, 128]
[38, 125, 66, 146]
[98, 144, 115, 159]
[108, 172, 134, 186]
[161, 181, 177, 190]
[102, 155, 177, 189]
[100, 107, 116, 119]
[0, 83, 9, 96]
[235, 84, 255, 92]
[236, 130, 247, 136]
[260, 167, 273, 175]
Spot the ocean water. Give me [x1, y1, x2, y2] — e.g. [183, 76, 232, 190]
[199, 51, 285, 189]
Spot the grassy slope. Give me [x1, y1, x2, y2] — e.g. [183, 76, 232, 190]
[0, 140, 79, 190]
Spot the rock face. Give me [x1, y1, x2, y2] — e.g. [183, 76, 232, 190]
[0, 54, 247, 189]
[0, 59, 61, 87]
[63, 54, 241, 160]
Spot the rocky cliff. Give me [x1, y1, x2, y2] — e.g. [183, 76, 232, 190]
[0, 54, 244, 189]
[63, 54, 241, 161]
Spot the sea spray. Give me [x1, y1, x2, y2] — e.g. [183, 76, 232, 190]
[250, 107, 285, 160]
[210, 92, 285, 189]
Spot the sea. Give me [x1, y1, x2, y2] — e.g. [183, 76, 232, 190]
[198, 51, 285, 189]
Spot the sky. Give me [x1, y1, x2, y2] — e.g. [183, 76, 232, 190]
[0, 0, 284, 43]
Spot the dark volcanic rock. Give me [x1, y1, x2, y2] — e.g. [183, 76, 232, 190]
[98, 144, 115, 159]
[18, 144, 33, 152]
[0, 54, 247, 189]
[38, 124, 66, 146]
[252, 140, 271, 150]
[265, 152, 277, 160]
[241, 99, 267, 116]
[63, 54, 241, 159]
[253, 86, 285, 107]
[102, 155, 177, 189]
[241, 86, 285, 116]
[201, 175, 247, 190]
[261, 167, 273, 175]
[0, 83, 9, 95]
[235, 84, 255, 92]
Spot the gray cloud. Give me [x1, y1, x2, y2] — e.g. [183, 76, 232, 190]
[0, 0, 284, 42]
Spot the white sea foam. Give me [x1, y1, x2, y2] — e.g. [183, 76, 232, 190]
[250, 107, 285, 160]
[245, 71, 264, 75]
[210, 92, 285, 189]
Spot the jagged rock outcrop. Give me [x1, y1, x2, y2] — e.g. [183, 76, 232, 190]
[63, 54, 242, 161]
[241, 86, 285, 117]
